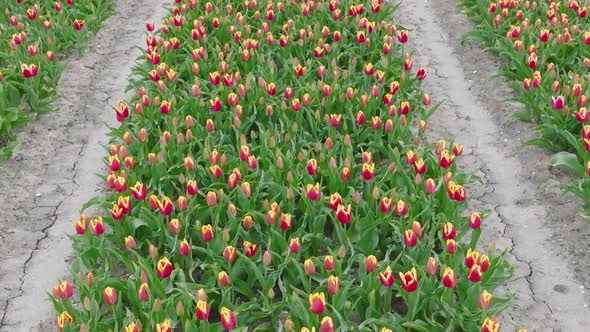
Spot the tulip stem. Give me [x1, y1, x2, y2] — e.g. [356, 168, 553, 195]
[384, 288, 392, 313]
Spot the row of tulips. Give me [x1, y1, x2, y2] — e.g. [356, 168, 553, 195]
[460, 0, 590, 214]
[51, 0, 513, 331]
[0, 0, 113, 158]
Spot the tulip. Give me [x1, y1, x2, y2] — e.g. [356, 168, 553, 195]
[551, 96, 565, 110]
[244, 241, 258, 257]
[439, 150, 455, 168]
[380, 197, 393, 213]
[218, 271, 230, 286]
[200, 224, 214, 241]
[379, 266, 395, 287]
[186, 180, 198, 196]
[156, 257, 173, 279]
[395, 200, 408, 217]
[399, 267, 418, 292]
[289, 237, 301, 253]
[167, 218, 181, 235]
[318, 316, 335, 332]
[223, 246, 237, 263]
[74, 217, 87, 235]
[442, 267, 457, 288]
[481, 317, 500, 332]
[323, 255, 335, 271]
[469, 212, 481, 229]
[336, 204, 352, 224]
[55, 311, 73, 331]
[328, 192, 343, 210]
[416, 67, 427, 80]
[156, 320, 172, 332]
[446, 239, 457, 254]
[397, 30, 408, 43]
[425, 178, 437, 194]
[193, 299, 210, 321]
[301, 258, 316, 276]
[138, 282, 149, 301]
[309, 292, 326, 314]
[125, 323, 140, 332]
[21, 63, 39, 78]
[280, 213, 293, 230]
[306, 159, 318, 175]
[327, 275, 340, 295]
[478, 289, 492, 309]
[468, 264, 483, 283]
[404, 229, 418, 248]
[365, 255, 378, 272]
[179, 239, 191, 256]
[294, 64, 305, 77]
[73, 19, 85, 30]
[361, 163, 375, 180]
[90, 217, 105, 235]
[442, 222, 456, 240]
[103, 287, 118, 305]
[425, 257, 437, 275]
[220, 307, 237, 330]
[124, 235, 136, 250]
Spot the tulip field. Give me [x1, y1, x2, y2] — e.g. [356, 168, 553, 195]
[461, 0, 590, 214]
[0, 0, 113, 159]
[45, 0, 518, 331]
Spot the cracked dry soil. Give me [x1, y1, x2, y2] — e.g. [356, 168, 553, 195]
[397, 0, 590, 330]
[0, 0, 167, 330]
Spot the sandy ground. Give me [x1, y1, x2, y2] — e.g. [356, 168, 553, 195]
[396, 0, 590, 331]
[0, 0, 167, 330]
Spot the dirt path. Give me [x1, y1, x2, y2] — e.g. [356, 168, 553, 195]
[0, 1, 167, 330]
[396, 0, 590, 330]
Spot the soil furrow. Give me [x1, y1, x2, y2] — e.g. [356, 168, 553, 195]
[396, 0, 590, 330]
[0, 0, 167, 330]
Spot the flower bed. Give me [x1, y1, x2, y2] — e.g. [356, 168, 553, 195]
[51, 0, 511, 331]
[461, 0, 590, 214]
[0, 0, 113, 158]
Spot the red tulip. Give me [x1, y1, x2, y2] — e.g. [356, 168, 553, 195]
[103, 287, 118, 305]
[442, 267, 457, 288]
[21, 63, 38, 78]
[442, 222, 456, 240]
[320, 316, 335, 332]
[157, 257, 173, 279]
[327, 275, 340, 295]
[551, 95, 565, 110]
[399, 267, 418, 292]
[397, 30, 408, 43]
[380, 197, 393, 213]
[478, 289, 492, 309]
[309, 292, 326, 314]
[468, 264, 483, 283]
[201, 225, 214, 241]
[379, 266, 395, 287]
[336, 204, 352, 224]
[365, 255, 378, 273]
[138, 282, 149, 301]
[125, 323, 140, 332]
[289, 237, 300, 253]
[218, 271, 230, 287]
[395, 200, 408, 217]
[156, 320, 172, 332]
[243, 241, 258, 257]
[179, 239, 191, 256]
[425, 257, 437, 275]
[469, 212, 481, 229]
[90, 217, 105, 235]
[403, 229, 418, 248]
[280, 213, 293, 230]
[361, 163, 375, 180]
[481, 317, 500, 332]
[124, 236, 136, 250]
[73, 19, 85, 30]
[55, 311, 73, 331]
[196, 300, 210, 320]
[220, 307, 237, 330]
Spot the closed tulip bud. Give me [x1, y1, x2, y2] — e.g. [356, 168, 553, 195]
[327, 275, 340, 295]
[304, 259, 316, 276]
[218, 270, 230, 287]
[478, 289, 493, 309]
[319, 256, 334, 272]
[425, 257, 437, 275]
[478, 255, 490, 272]
[125, 235, 136, 250]
[442, 222, 456, 240]
[223, 246, 237, 263]
[380, 197, 393, 213]
[156, 257, 173, 279]
[307, 158, 318, 175]
[365, 255, 378, 272]
[176, 300, 185, 317]
[336, 204, 352, 224]
[361, 163, 375, 180]
[138, 282, 149, 301]
[309, 292, 325, 314]
[379, 266, 395, 287]
[395, 200, 408, 217]
[446, 239, 457, 254]
[176, 238, 190, 256]
[289, 237, 301, 253]
[195, 300, 210, 320]
[442, 267, 457, 288]
[318, 316, 334, 332]
[404, 229, 418, 247]
[74, 217, 87, 235]
[468, 264, 483, 283]
[220, 307, 237, 330]
[468, 212, 482, 229]
[103, 287, 118, 305]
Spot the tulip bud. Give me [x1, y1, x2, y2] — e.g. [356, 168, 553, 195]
[365, 255, 378, 272]
[304, 259, 316, 276]
[103, 287, 118, 305]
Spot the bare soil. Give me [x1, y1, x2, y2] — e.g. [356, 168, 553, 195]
[0, 0, 167, 330]
[396, 0, 590, 330]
